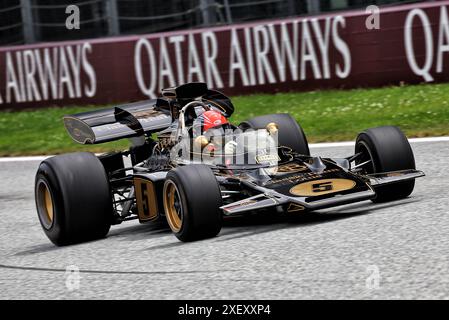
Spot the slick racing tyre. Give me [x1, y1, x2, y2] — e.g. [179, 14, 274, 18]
[163, 165, 223, 242]
[35, 152, 112, 246]
[239, 113, 310, 155]
[355, 126, 416, 203]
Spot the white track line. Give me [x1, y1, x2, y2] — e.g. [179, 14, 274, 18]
[0, 156, 50, 162]
[309, 136, 449, 148]
[1, 136, 449, 162]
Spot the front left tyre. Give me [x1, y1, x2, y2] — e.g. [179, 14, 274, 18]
[239, 113, 310, 155]
[163, 164, 223, 242]
[35, 152, 112, 246]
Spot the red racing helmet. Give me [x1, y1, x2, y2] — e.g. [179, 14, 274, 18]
[193, 110, 229, 137]
[202, 110, 228, 132]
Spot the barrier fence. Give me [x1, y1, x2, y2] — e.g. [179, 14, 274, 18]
[0, 0, 423, 45]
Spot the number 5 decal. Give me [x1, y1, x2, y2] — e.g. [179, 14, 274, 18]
[312, 181, 333, 193]
[134, 178, 159, 222]
[290, 179, 356, 197]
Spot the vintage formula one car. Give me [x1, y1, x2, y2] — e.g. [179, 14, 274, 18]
[35, 82, 424, 245]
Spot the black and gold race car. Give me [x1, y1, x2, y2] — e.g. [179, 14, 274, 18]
[35, 82, 424, 245]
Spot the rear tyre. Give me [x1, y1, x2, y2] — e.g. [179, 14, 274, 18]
[239, 113, 310, 155]
[35, 152, 112, 246]
[355, 126, 416, 203]
[163, 165, 222, 242]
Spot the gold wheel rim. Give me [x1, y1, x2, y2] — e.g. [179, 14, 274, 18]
[163, 181, 183, 233]
[37, 181, 54, 227]
[43, 186, 54, 222]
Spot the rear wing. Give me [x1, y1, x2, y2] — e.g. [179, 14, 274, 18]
[63, 83, 234, 145]
[63, 99, 172, 144]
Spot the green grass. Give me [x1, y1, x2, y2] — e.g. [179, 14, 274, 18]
[0, 106, 130, 156]
[1, 83, 449, 156]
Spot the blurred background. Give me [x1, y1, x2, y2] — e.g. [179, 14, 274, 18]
[1, 0, 447, 156]
[0, 0, 424, 46]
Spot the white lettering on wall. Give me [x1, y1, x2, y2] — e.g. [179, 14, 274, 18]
[159, 37, 176, 89]
[59, 46, 75, 99]
[34, 48, 58, 100]
[169, 35, 186, 84]
[132, 16, 352, 97]
[6, 52, 23, 103]
[229, 28, 249, 87]
[253, 25, 276, 85]
[134, 38, 157, 99]
[333, 16, 351, 79]
[82, 43, 96, 97]
[1, 43, 96, 104]
[202, 31, 223, 88]
[268, 22, 298, 82]
[312, 18, 331, 79]
[187, 33, 204, 83]
[437, 6, 449, 73]
[301, 19, 322, 80]
[405, 8, 434, 82]
[23, 50, 41, 101]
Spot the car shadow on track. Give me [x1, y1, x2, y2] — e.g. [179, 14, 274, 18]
[121, 197, 420, 248]
[108, 220, 172, 240]
[14, 243, 62, 256]
[15, 198, 420, 255]
[215, 198, 420, 242]
[14, 221, 173, 256]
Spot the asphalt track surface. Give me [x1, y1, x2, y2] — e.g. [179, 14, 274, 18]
[0, 140, 448, 300]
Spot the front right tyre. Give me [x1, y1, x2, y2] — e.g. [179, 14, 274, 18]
[163, 164, 223, 242]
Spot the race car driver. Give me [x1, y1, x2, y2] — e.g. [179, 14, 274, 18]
[191, 110, 237, 155]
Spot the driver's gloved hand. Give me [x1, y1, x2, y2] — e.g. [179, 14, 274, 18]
[225, 141, 238, 154]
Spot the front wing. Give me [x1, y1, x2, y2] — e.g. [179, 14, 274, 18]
[220, 169, 424, 215]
